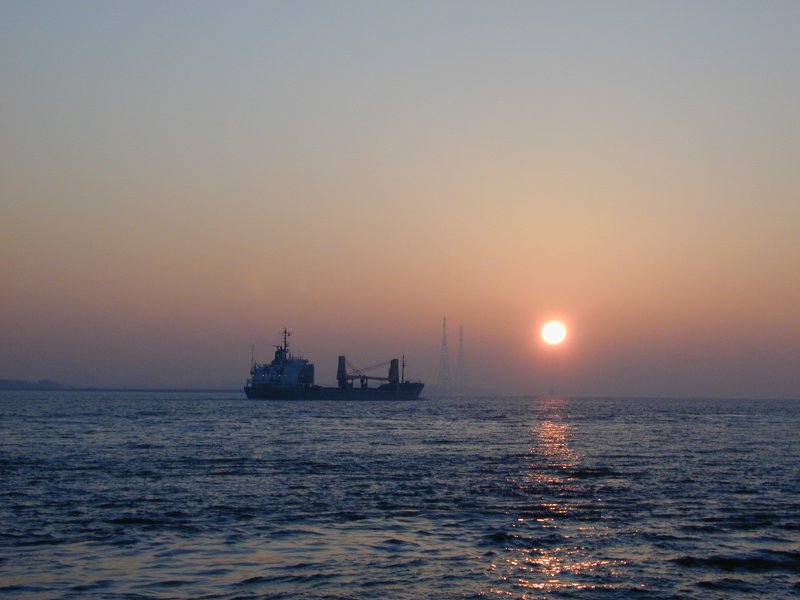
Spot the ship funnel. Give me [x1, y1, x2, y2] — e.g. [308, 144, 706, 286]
[337, 355, 348, 389]
[388, 358, 400, 385]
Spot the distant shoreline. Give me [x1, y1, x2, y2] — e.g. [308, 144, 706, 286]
[0, 379, 240, 393]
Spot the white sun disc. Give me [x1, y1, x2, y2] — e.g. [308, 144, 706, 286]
[541, 321, 567, 345]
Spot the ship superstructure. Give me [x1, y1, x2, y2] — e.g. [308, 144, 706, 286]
[245, 330, 317, 399]
[244, 329, 424, 400]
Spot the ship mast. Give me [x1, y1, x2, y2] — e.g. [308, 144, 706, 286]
[279, 328, 291, 358]
[282, 328, 290, 351]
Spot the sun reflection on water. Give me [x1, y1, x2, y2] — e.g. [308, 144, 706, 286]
[487, 398, 626, 597]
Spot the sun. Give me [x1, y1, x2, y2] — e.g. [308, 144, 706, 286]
[541, 320, 567, 345]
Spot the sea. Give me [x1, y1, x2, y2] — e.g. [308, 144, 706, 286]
[1, 392, 799, 599]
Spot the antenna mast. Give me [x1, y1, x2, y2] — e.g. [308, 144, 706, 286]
[455, 325, 465, 389]
[437, 317, 452, 390]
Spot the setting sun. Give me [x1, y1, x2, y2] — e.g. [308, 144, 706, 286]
[541, 320, 567, 345]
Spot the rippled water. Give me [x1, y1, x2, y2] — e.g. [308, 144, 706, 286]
[1, 392, 799, 598]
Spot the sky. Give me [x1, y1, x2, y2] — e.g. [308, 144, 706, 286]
[1, 1, 799, 397]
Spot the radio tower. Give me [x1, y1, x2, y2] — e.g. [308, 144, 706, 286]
[437, 317, 452, 390]
[454, 325, 466, 389]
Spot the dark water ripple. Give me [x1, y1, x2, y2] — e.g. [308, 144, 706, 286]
[1, 392, 799, 598]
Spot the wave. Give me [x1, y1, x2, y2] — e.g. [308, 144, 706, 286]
[673, 550, 800, 572]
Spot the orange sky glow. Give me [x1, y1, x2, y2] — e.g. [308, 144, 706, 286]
[1, 2, 799, 397]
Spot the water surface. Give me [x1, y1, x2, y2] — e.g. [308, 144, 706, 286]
[1, 393, 798, 598]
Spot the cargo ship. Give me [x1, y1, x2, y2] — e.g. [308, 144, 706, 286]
[244, 330, 424, 400]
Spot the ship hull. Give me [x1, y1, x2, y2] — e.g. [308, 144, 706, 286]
[244, 382, 424, 401]
[244, 385, 321, 400]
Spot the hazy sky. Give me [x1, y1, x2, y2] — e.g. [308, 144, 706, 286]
[2, 1, 798, 397]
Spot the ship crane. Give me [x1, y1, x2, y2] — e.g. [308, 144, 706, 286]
[345, 358, 393, 381]
[337, 355, 402, 388]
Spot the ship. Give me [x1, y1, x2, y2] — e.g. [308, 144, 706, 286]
[244, 329, 425, 400]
